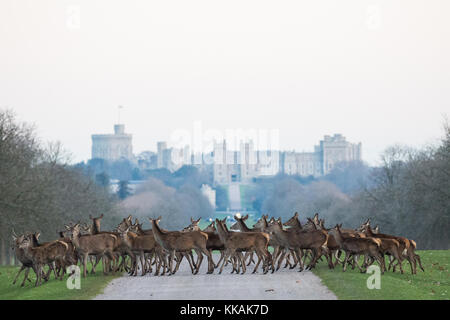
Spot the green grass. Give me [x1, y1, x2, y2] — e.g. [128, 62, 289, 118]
[0, 262, 120, 300]
[312, 250, 449, 300]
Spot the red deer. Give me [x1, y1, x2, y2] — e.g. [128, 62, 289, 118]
[66, 223, 119, 277]
[331, 224, 385, 274]
[18, 234, 69, 286]
[215, 218, 273, 274]
[149, 217, 214, 275]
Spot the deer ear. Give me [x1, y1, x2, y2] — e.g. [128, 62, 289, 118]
[243, 215, 248, 220]
[35, 232, 41, 240]
[100, 214, 104, 218]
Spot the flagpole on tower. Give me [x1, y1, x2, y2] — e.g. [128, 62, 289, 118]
[118, 105, 123, 124]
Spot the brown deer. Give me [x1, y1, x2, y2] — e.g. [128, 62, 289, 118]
[126, 220, 170, 276]
[11, 231, 41, 287]
[149, 217, 214, 275]
[88, 214, 130, 273]
[265, 217, 329, 271]
[331, 224, 385, 274]
[254, 214, 294, 270]
[215, 218, 273, 274]
[359, 221, 424, 274]
[66, 223, 119, 277]
[230, 214, 261, 266]
[200, 221, 226, 269]
[18, 234, 69, 286]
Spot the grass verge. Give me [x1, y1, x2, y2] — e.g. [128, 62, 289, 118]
[0, 262, 120, 300]
[312, 250, 449, 300]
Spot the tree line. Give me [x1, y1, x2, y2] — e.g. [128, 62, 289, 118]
[248, 122, 450, 249]
[0, 109, 121, 265]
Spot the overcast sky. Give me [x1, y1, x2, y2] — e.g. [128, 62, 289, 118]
[1, 0, 448, 166]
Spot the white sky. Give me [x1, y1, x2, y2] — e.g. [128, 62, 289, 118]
[1, 0, 449, 166]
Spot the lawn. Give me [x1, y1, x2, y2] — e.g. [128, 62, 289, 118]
[0, 262, 120, 300]
[312, 250, 449, 300]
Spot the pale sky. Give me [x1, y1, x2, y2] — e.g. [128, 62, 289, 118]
[1, 0, 449, 166]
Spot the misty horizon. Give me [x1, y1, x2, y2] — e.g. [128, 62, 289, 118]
[1, 1, 449, 166]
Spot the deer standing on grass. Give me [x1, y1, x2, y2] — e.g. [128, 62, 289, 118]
[331, 224, 385, 274]
[11, 231, 40, 287]
[18, 235, 69, 286]
[359, 220, 424, 274]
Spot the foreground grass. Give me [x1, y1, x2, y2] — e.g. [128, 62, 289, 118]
[0, 262, 120, 300]
[312, 250, 449, 300]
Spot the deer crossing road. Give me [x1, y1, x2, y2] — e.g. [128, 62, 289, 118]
[94, 253, 337, 300]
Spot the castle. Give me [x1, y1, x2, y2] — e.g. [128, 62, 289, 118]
[91, 124, 133, 161]
[212, 134, 361, 184]
[91, 125, 362, 185]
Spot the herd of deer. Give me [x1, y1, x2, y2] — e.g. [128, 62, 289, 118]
[11, 212, 425, 287]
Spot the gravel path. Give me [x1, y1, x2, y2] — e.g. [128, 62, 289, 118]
[94, 254, 337, 300]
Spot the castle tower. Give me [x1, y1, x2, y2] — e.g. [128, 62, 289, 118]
[91, 124, 133, 161]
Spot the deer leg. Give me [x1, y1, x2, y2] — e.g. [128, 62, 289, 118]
[408, 250, 417, 274]
[292, 248, 303, 272]
[34, 265, 41, 287]
[251, 250, 263, 274]
[276, 248, 287, 271]
[192, 249, 203, 274]
[186, 251, 198, 274]
[342, 252, 351, 272]
[415, 254, 425, 272]
[219, 250, 233, 274]
[182, 251, 195, 274]
[237, 252, 246, 274]
[13, 265, 26, 285]
[173, 252, 184, 273]
[20, 267, 31, 287]
[289, 250, 298, 270]
[140, 251, 147, 276]
[167, 250, 176, 275]
[204, 248, 214, 274]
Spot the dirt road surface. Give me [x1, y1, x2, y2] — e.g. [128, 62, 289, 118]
[94, 254, 337, 300]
